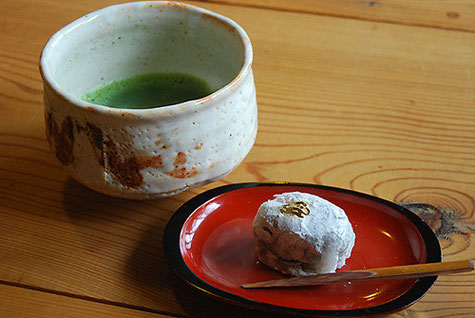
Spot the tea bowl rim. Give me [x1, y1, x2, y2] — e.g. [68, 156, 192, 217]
[39, 1, 253, 119]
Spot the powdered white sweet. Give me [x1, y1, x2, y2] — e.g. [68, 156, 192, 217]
[253, 192, 355, 276]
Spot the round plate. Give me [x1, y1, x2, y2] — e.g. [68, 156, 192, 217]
[164, 183, 441, 316]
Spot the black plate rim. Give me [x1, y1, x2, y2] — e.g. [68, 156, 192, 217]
[163, 182, 442, 317]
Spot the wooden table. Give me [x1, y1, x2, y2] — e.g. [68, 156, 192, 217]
[1, 0, 474, 316]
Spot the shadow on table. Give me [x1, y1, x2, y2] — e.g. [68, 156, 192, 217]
[125, 217, 172, 291]
[61, 178, 284, 317]
[61, 177, 179, 292]
[123, 208, 281, 317]
[62, 177, 142, 219]
[171, 277, 288, 318]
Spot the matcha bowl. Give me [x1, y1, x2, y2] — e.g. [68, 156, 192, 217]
[39, 1, 257, 199]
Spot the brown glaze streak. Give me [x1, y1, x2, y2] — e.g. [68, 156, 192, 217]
[48, 117, 197, 187]
[137, 155, 163, 169]
[45, 113, 74, 166]
[102, 140, 144, 189]
[165, 152, 199, 179]
[165, 2, 189, 9]
[175, 152, 187, 165]
[84, 107, 97, 113]
[165, 167, 198, 179]
[84, 122, 105, 167]
[85, 123, 103, 152]
[104, 144, 163, 188]
[83, 124, 163, 188]
[201, 12, 237, 35]
[119, 112, 137, 118]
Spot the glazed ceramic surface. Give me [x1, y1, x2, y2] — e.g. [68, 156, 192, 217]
[40, 1, 256, 199]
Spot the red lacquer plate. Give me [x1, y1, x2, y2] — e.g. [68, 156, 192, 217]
[163, 183, 441, 316]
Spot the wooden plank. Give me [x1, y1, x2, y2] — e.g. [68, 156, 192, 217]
[0, 284, 172, 318]
[0, 174, 258, 316]
[0, 0, 474, 317]
[200, 0, 475, 32]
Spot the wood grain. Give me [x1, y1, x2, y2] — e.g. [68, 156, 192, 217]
[200, 0, 475, 32]
[0, 284, 171, 317]
[0, 0, 474, 317]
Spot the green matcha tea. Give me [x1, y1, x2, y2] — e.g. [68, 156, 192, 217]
[82, 73, 213, 109]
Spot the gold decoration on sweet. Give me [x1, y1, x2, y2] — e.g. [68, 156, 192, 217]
[280, 201, 310, 218]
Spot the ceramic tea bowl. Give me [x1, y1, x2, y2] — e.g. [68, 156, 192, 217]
[39, 1, 257, 199]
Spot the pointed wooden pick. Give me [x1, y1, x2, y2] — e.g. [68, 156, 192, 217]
[242, 260, 474, 289]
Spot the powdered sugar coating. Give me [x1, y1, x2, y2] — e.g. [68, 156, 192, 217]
[253, 192, 355, 276]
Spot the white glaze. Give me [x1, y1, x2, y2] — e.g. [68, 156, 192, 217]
[40, 2, 257, 199]
[253, 192, 355, 276]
